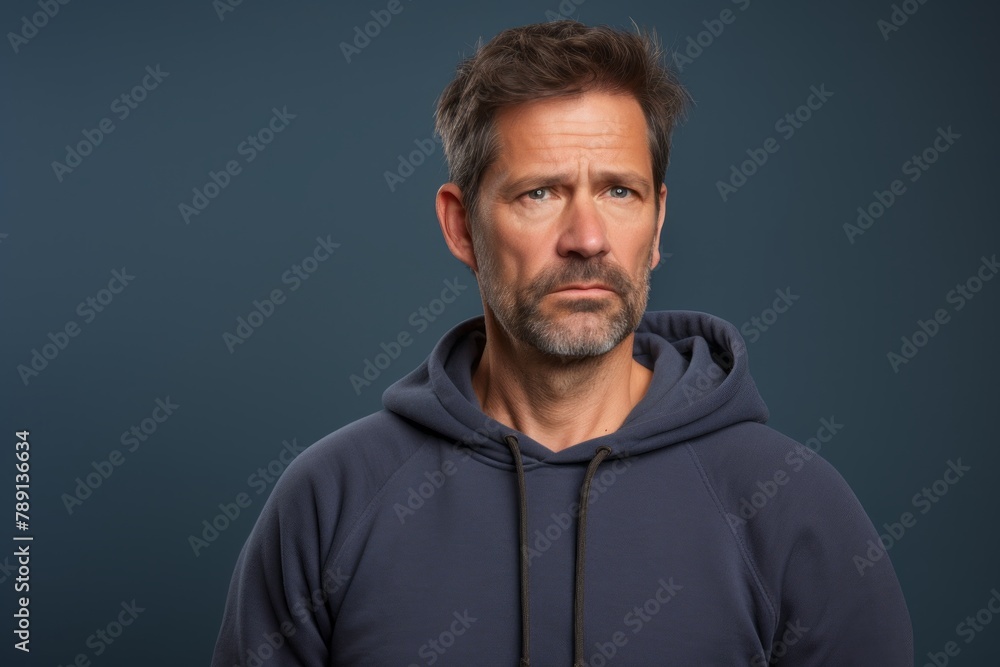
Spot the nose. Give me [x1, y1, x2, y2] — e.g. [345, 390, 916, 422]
[555, 194, 611, 259]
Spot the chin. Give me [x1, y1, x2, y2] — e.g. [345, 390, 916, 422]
[532, 316, 627, 358]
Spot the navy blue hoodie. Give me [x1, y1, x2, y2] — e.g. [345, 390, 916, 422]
[211, 310, 913, 666]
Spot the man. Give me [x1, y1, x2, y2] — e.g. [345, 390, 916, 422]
[212, 20, 913, 665]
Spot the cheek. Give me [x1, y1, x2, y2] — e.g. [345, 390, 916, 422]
[492, 236, 548, 276]
[610, 233, 654, 267]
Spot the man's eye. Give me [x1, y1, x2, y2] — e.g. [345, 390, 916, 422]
[609, 186, 631, 198]
[526, 188, 548, 200]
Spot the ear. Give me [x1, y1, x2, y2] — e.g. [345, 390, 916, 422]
[650, 183, 667, 270]
[436, 182, 479, 272]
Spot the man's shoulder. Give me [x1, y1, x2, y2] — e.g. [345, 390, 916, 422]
[275, 408, 428, 496]
[686, 419, 860, 511]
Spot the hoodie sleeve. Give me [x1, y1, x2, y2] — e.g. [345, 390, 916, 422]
[743, 438, 913, 665]
[210, 455, 337, 667]
[765, 457, 913, 665]
[695, 425, 913, 665]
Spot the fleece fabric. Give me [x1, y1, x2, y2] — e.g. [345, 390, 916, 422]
[211, 310, 913, 666]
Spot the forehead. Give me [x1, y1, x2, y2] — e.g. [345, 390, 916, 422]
[490, 91, 651, 174]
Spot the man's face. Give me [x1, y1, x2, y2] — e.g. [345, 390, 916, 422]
[471, 90, 666, 359]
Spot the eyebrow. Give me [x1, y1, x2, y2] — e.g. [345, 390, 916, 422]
[497, 170, 653, 199]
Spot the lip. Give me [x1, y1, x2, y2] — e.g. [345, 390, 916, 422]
[553, 283, 615, 294]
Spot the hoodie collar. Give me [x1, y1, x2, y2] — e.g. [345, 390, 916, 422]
[382, 310, 769, 465]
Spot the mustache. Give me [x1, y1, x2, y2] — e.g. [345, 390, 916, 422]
[528, 259, 635, 298]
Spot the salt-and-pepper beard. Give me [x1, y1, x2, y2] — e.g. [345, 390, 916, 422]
[472, 219, 655, 360]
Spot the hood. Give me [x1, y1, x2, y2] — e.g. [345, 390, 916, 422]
[382, 309, 769, 465]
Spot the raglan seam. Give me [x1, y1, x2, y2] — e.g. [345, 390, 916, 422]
[684, 442, 778, 627]
[319, 428, 451, 588]
[265, 418, 439, 653]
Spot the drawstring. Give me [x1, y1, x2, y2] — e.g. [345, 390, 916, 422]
[504, 434, 613, 667]
[504, 434, 532, 667]
[573, 444, 612, 667]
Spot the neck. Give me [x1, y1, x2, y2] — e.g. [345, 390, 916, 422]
[471, 313, 653, 453]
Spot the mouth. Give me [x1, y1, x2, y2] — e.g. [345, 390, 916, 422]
[552, 283, 616, 296]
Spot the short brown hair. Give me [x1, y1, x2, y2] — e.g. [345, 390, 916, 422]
[434, 19, 694, 224]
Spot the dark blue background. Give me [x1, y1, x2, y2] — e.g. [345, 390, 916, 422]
[2, 0, 998, 664]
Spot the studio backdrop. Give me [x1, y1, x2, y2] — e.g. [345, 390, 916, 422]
[2, 0, 998, 664]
